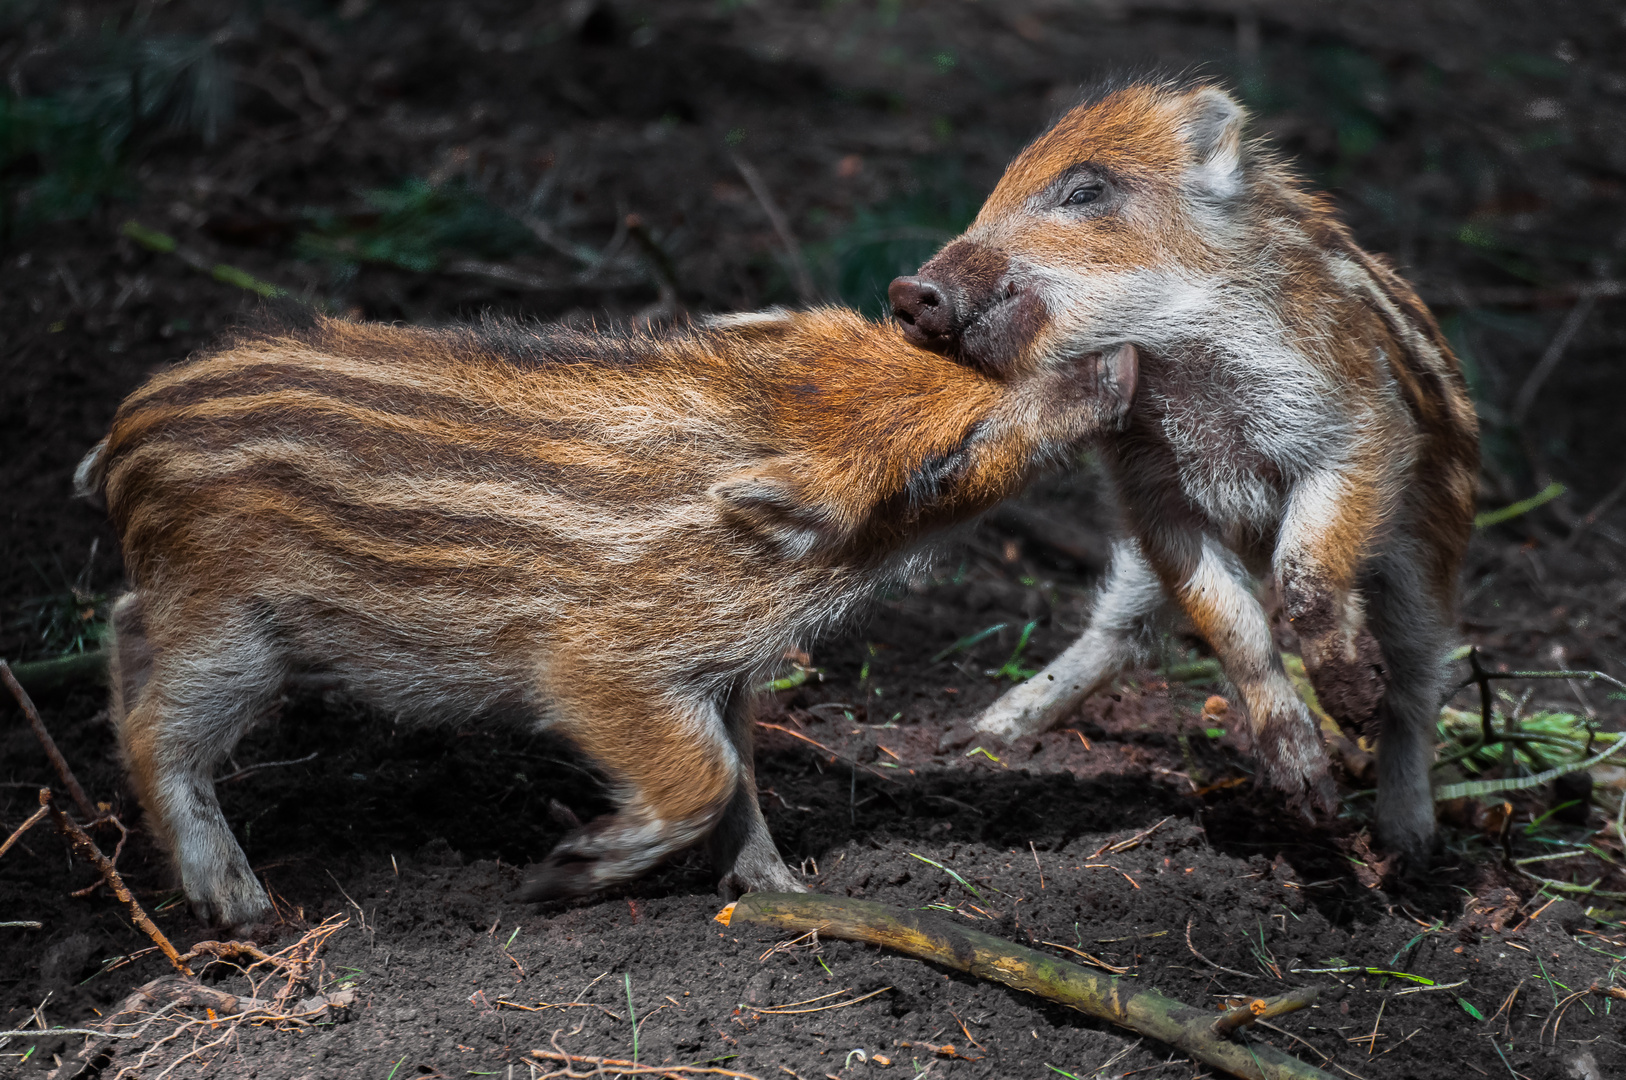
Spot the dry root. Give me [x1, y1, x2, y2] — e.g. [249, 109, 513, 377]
[51, 915, 352, 1080]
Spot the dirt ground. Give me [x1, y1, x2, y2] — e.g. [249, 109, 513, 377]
[5, 2, 1626, 1078]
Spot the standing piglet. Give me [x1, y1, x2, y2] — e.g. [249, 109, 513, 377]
[891, 82, 1478, 866]
[77, 308, 1137, 932]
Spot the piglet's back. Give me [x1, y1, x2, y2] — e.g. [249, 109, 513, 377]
[83, 311, 1022, 694]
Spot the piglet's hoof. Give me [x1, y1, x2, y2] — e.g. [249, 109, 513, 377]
[1255, 714, 1338, 818]
[518, 855, 596, 903]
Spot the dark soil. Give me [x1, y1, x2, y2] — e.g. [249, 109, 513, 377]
[6, 3, 1626, 1079]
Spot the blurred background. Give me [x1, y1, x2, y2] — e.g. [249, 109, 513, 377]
[2, 0, 1624, 662]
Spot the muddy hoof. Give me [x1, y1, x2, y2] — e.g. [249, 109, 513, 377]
[717, 871, 808, 902]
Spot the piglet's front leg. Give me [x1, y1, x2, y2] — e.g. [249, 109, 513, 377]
[1274, 472, 1391, 742]
[1154, 533, 1337, 817]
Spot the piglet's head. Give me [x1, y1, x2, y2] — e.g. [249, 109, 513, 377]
[890, 83, 1249, 378]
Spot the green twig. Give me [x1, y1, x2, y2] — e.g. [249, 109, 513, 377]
[122, 220, 290, 299]
[1475, 482, 1566, 529]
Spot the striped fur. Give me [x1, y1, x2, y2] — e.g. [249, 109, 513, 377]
[81, 308, 1137, 931]
[895, 82, 1479, 867]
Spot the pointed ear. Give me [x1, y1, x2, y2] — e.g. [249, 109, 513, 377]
[1177, 86, 1245, 201]
[1097, 342, 1139, 427]
[709, 458, 847, 558]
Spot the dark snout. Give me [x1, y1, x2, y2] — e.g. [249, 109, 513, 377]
[890, 241, 1044, 376]
[888, 275, 959, 355]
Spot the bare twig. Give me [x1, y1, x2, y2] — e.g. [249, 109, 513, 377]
[731, 153, 817, 305]
[1187, 918, 1262, 982]
[1565, 466, 1626, 548]
[623, 214, 684, 315]
[721, 893, 1335, 1080]
[754, 986, 892, 1014]
[755, 722, 895, 782]
[443, 258, 644, 294]
[1511, 289, 1601, 426]
[1, 660, 97, 820]
[41, 788, 192, 976]
[1042, 940, 1131, 975]
[0, 803, 49, 861]
[0, 1027, 136, 1039]
[216, 751, 320, 784]
[531, 1045, 764, 1079]
[1420, 279, 1625, 309]
[1213, 987, 1320, 1035]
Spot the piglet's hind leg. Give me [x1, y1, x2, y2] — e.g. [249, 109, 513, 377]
[118, 610, 287, 934]
[707, 683, 804, 898]
[521, 688, 746, 901]
[968, 541, 1166, 745]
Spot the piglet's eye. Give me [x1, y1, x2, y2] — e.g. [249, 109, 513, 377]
[1066, 185, 1103, 206]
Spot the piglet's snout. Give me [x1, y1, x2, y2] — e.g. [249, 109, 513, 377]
[888, 275, 957, 353]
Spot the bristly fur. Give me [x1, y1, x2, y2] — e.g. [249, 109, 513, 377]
[84, 305, 1138, 931]
[898, 81, 1478, 867]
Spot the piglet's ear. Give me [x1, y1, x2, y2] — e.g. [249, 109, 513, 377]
[1178, 86, 1245, 202]
[1097, 342, 1139, 426]
[710, 459, 846, 559]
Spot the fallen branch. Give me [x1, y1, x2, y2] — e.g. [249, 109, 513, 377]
[719, 893, 1330, 1080]
[41, 788, 193, 976]
[2, 659, 98, 820]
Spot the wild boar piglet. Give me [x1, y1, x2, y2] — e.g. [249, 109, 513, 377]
[79, 307, 1138, 932]
[892, 81, 1479, 867]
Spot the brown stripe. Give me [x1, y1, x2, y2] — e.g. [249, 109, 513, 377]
[102, 395, 703, 506]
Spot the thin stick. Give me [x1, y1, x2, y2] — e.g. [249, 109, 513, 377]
[1042, 941, 1131, 975]
[623, 214, 684, 314]
[1565, 466, 1626, 548]
[755, 722, 894, 782]
[731, 153, 817, 305]
[754, 986, 891, 1014]
[1511, 290, 1600, 425]
[216, 751, 320, 784]
[1187, 917, 1262, 981]
[1, 660, 97, 820]
[530, 1047, 763, 1079]
[719, 893, 1333, 1080]
[41, 788, 193, 976]
[0, 804, 49, 861]
[1213, 987, 1320, 1035]
[0, 1027, 136, 1039]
